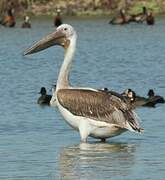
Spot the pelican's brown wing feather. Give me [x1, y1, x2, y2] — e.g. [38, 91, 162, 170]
[57, 89, 142, 132]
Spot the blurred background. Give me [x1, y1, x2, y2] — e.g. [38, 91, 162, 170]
[0, 0, 165, 17]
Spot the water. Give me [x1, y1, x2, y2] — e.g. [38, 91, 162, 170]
[0, 17, 165, 179]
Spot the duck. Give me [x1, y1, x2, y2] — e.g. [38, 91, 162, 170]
[146, 12, 155, 25]
[144, 89, 164, 107]
[54, 9, 62, 27]
[37, 87, 52, 106]
[21, 16, 31, 28]
[24, 24, 143, 142]
[109, 9, 131, 25]
[130, 6, 147, 23]
[122, 89, 151, 109]
[0, 8, 15, 27]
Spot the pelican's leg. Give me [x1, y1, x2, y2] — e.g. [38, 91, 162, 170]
[79, 127, 89, 143]
[79, 120, 90, 143]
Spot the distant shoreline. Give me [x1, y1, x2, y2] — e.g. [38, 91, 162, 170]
[22, 1, 165, 17]
[19, 10, 165, 19]
[1, 0, 165, 18]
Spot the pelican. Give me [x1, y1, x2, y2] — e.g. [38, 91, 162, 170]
[24, 24, 143, 142]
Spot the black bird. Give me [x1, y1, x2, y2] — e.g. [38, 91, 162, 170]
[146, 12, 155, 25]
[101, 88, 136, 109]
[144, 89, 165, 107]
[122, 89, 150, 109]
[109, 9, 131, 25]
[102, 88, 149, 109]
[37, 87, 52, 106]
[130, 6, 147, 23]
[21, 16, 31, 28]
[54, 9, 62, 27]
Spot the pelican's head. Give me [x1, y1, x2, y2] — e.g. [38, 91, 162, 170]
[24, 24, 76, 55]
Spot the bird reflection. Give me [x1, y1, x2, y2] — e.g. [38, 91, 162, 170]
[59, 142, 138, 180]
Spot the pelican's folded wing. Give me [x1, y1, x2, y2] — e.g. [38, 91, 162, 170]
[57, 89, 142, 132]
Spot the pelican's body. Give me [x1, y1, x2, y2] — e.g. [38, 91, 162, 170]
[56, 89, 132, 139]
[24, 24, 143, 142]
[146, 12, 155, 25]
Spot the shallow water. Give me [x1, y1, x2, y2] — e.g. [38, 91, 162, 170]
[0, 17, 165, 179]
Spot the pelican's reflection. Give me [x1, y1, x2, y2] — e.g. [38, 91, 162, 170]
[59, 142, 138, 180]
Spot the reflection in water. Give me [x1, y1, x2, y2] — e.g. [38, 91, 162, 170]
[59, 142, 138, 180]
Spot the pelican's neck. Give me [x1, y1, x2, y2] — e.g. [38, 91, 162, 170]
[56, 34, 77, 90]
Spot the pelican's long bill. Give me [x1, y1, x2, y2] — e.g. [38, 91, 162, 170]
[24, 29, 68, 55]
